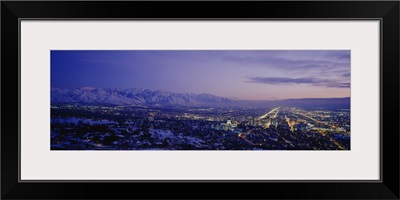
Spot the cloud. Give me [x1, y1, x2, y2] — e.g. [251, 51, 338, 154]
[221, 50, 350, 77]
[341, 72, 351, 78]
[247, 76, 350, 88]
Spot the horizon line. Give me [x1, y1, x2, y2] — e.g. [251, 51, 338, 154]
[51, 86, 350, 101]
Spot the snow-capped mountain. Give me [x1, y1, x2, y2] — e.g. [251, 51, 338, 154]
[51, 87, 234, 106]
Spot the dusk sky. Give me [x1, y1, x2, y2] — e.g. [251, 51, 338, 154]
[51, 50, 350, 100]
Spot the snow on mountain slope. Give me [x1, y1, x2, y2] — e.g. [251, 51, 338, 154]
[51, 87, 234, 106]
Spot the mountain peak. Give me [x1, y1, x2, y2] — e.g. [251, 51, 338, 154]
[80, 86, 96, 90]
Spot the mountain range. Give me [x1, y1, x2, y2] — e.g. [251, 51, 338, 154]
[51, 87, 234, 106]
[51, 87, 350, 109]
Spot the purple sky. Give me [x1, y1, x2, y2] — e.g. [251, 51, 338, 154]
[51, 50, 350, 100]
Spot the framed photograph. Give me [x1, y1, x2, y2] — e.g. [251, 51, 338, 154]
[2, 1, 399, 199]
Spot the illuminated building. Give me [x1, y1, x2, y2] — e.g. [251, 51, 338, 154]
[285, 115, 296, 132]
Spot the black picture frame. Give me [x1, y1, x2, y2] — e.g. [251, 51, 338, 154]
[1, 1, 399, 199]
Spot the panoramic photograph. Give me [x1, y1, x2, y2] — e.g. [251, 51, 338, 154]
[51, 50, 350, 150]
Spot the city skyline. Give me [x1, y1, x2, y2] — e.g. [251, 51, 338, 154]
[51, 50, 350, 100]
